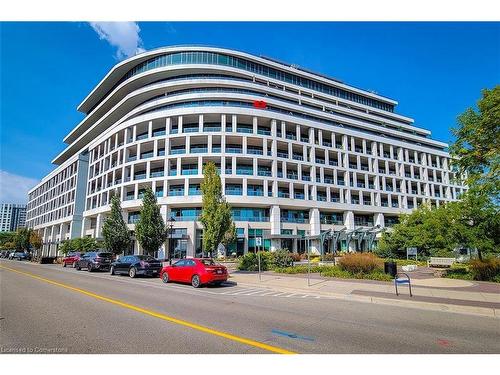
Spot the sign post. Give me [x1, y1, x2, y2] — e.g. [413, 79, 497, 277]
[406, 247, 418, 261]
[256, 236, 262, 281]
[307, 237, 311, 287]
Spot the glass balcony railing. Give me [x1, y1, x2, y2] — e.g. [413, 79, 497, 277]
[168, 190, 184, 196]
[331, 197, 340, 202]
[188, 188, 202, 195]
[257, 129, 271, 136]
[124, 195, 135, 201]
[170, 148, 185, 155]
[301, 137, 309, 143]
[170, 128, 178, 134]
[134, 174, 146, 180]
[226, 189, 243, 195]
[287, 173, 298, 180]
[168, 170, 177, 176]
[127, 156, 137, 162]
[302, 176, 311, 182]
[141, 152, 154, 159]
[316, 158, 325, 164]
[278, 191, 290, 198]
[226, 147, 242, 154]
[153, 129, 166, 137]
[157, 149, 165, 156]
[150, 171, 164, 178]
[225, 168, 233, 175]
[237, 127, 253, 134]
[286, 133, 296, 140]
[247, 190, 264, 196]
[190, 147, 208, 154]
[381, 202, 389, 207]
[212, 146, 221, 153]
[292, 154, 303, 161]
[281, 217, 307, 223]
[324, 177, 334, 184]
[204, 126, 221, 132]
[236, 168, 253, 175]
[277, 152, 289, 158]
[322, 141, 332, 147]
[183, 127, 199, 133]
[294, 193, 305, 199]
[136, 133, 148, 141]
[247, 148, 263, 155]
[257, 169, 272, 177]
[182, 169, 199, 175]
[155, 190, 164, 198]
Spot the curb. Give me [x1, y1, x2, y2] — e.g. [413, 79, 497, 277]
[233, 279, 499, 319]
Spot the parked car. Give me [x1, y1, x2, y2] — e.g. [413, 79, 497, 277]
[9, 251, 30, 261]
[160, 258, 228, 288]
[62, 252, 83, 268]
[110, 255, 162, 278]
[75, 251, 113, 272]
[0, 250, 12, 258]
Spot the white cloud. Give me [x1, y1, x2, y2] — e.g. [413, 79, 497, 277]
[0, 170, 38, 205]
[89, 22, 145, 59]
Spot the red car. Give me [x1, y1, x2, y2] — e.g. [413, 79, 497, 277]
[160, 258, 228, 288]
[62, 252, 83, 268]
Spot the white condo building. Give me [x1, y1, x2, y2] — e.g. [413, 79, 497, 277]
[26, 46, 466, 258]
[0, 203, 27, 232]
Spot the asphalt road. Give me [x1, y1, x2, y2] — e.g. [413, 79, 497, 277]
[1, 259, 499, 354]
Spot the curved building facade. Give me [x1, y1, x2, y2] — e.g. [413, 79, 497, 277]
[26, 46, 466, 258]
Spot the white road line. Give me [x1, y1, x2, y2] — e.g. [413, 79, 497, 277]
[244, 290, 269, 295]
[226, 289, 263, 295]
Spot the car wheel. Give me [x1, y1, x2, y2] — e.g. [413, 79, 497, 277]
[110, 266, 115, 275]
[191, 274, 201, 288]
[75, 263, 81, 271]
[161, 272, 169, 283]
[129, 267, 137, 278]
[87, 263, 93, 272]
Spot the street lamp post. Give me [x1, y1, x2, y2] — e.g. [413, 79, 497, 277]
[166, 216, 176, 265]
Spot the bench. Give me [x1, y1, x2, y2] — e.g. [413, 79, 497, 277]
[427, 257, 455, 268]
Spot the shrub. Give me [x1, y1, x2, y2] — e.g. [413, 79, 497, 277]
[338, 253, 383, 274]
[274, 265, 336, 274]
[469, 258, 500, 281]
[290, 253, 302, 262]
[444, 263, 473, 280]
[322, 253, 336, 262]
[237, 251, 271, 271]
[272, 249, 293, 268]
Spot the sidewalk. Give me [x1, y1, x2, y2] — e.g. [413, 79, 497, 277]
[229, 271, 500, 318]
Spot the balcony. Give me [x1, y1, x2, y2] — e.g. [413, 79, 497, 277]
[236, 167, 253, 175]
[278, 191, 290, 198]
[188, 188, 202, 196]
[226, 147, 242, 154]
[317, 195, 327, 202]
[322, 141, 332, 147]
[257, 128, 271, 136]
[324, 177, 334, 184]
[190, 146, 208, 154]
[247, 147, 263, 155]
[212, 146, 222, 153]
[257, 169, 272, 177]
[127, 156, 137, 162]
[183, 126, 199, 133]
[204, 126, 221, 132]
[301, 137, 309, 143]
[182, 169, 199, 175]
[331, 197, 340, 203]
[153, 129, 166, 137]
[170, 148, 185, 155]
[381, 202, 389, 207]
[277, 151, 289, 159]
[225, 168, 233, 175]
[136, 133, 148, 141]
[294, 193, 305, 199]
[281, 217, 307, 223]
[301, 175, 311, 182]
[150, 170, 164, 178]
[292, 154, 303, 161]
[155, 190, 164, 198]
[361, 165, 369, 171]
[140, 151, 154, 159]
[157, 149, 165, 156]
[168, 190, 184, 196]
[226, 188, 243, 196]
[168, 170, 177, 176]
[286, 133, 296, 140]
[349, 163, 357, 169]
[315, 158, 325, 164]
[357, 183, 366, 188]
[247, 190, 264, 197]
[134, 173, 146, 181]
[329, 160, 338, 166]
[237, 126, 253, 134]
[286, 173, 298, 180]
[354, 147, 363, 153]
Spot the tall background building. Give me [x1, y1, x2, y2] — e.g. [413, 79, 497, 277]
[0, 203, 27, 232]
[26, 46, 466, 258]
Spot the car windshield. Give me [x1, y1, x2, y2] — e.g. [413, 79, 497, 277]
[97, 252, 113, 258]
[200, 259, 216, 266]
[136, 255, 156, 261]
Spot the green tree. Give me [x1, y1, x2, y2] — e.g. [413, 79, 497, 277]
[14, 228, 32, 251]
[59, 237, 102, 255]
[59, 239, 75, 255]
[449, 86, 500, 199]
[102, 194, 132, 255]
[29, 231, 42, 251]
[447, 189, 500, 260]
[135, 187, 166, 255]
[199, 162, 235, 257]
[0, 232, 16, 248]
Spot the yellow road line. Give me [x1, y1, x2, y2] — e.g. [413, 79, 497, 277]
[0, 264, 296, 354]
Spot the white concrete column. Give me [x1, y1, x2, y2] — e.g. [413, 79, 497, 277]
[270, 205, 281, 235]
[344, 211, 355, 230]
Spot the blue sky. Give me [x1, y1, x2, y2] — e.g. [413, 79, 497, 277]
[0, 22, 499, 203]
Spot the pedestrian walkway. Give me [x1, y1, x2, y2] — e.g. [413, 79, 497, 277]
[229, 271, 500, 318]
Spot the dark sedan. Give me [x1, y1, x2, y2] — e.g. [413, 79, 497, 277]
[75, 251, 113, 272]
[110, 255, 162, 278]
[9, 251, 30, 261]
